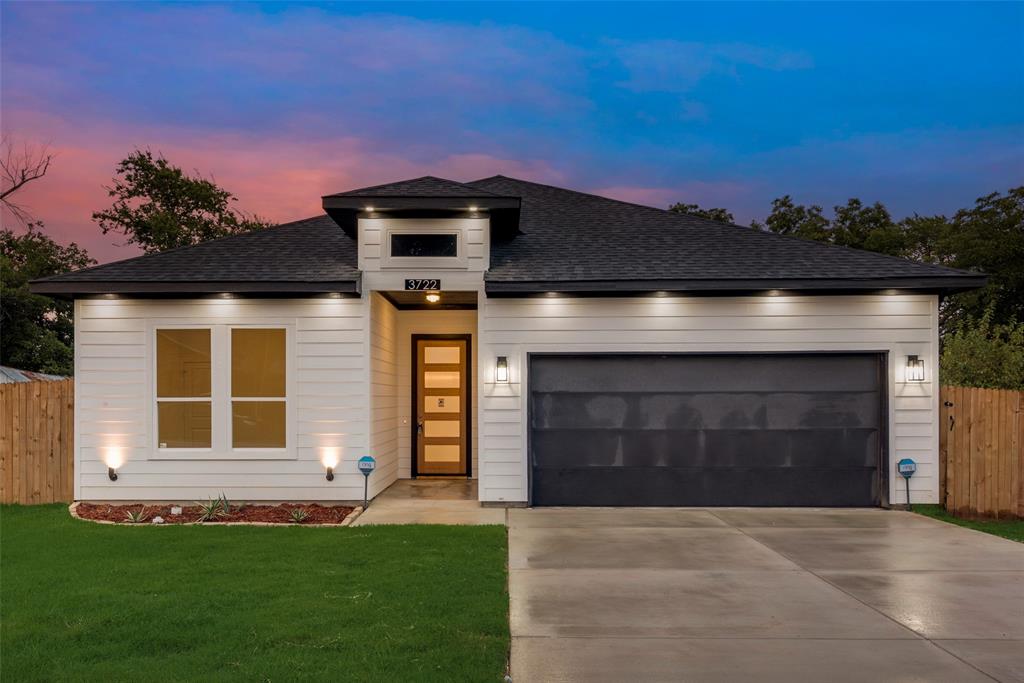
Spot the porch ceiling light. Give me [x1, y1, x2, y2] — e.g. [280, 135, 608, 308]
[425, 292, 441, 304]
[906, 355, 925, 382]
[496, 356, 509, 383]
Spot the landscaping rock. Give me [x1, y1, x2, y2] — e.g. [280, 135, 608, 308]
[170, 506, 182, 515]
[151, 516, 165, 524]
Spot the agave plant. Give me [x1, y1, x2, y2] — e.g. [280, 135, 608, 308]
[196, 495, 230, 522]
[289, 507, 310, 524]
[124, 507, 148, 524]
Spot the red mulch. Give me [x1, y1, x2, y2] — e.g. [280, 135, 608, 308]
[75, 502, 355, 525]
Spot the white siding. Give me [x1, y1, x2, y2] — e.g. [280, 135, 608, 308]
[477, 293, 941, 505]
[358, 218, 489, 273]
[369, 293, 399, 496]
[76, 297, 370, 502]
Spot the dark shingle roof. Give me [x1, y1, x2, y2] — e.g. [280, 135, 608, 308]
[32, 174, 986, 297]
[31, 216, 359, 295]
[468, 176, 985, 292]
[325, 175, 510, 198]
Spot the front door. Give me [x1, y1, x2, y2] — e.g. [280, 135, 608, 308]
[415, 337, 469, 476]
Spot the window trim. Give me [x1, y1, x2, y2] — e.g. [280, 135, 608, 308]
[382, 226, 465, 269]
[148, 323, 296, 461]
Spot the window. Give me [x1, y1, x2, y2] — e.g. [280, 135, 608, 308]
[155, 326, 288, 453]
[156, 329, 212, 448]
[390, 233, 458, 258]
[231, 329, 286, 448]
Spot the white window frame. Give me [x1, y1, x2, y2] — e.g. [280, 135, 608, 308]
[382, 226, 466, 269]
[149, 323, 296, 460]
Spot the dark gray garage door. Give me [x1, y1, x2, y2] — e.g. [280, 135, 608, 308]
[529, 354, 884, 507]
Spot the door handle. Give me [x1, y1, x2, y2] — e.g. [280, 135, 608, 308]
[417, 418, 424, 435]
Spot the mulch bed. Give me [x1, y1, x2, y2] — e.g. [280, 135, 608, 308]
[75, 502, 355, 525]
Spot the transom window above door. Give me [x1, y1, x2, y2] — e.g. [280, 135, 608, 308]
[154, 326, 290, 457]
[390, 233, 458, 258]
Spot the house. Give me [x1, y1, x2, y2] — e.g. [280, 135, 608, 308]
[31, 176, 985, 507]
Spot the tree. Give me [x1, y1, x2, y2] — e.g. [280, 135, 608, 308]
[1, 224, 94, 375]
[940, 308, 1024, 390]
[750, 195, 830, 241]
[668, 202, 735, 224]
[1, 134, 54, 224]
[92, 150, 273, 253]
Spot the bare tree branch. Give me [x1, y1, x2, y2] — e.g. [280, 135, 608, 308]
[1, 134, 54, 224]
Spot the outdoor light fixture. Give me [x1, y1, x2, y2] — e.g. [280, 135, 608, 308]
[906, 355, 925, 382]
[425, 292, 441, 304]
[321, 448, 339, 482]
[103, 446, 124, 481]
[365, 206, 374, 213]
[496, 356, 509, 383]
[468, 205, 479, 212]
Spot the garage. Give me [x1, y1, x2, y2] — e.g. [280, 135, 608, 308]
[529, 353, 886, 507]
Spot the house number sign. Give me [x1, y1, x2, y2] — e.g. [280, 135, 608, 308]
[405, 279, 441, 290]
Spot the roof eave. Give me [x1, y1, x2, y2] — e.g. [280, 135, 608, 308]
[29, 278, 362, 298]
[483, 275, 989, 297]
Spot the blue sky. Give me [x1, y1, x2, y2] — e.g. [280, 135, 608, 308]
[2, 1, 1022, 260]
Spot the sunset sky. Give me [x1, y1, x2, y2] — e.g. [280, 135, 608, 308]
[2, 1, 1022, 262]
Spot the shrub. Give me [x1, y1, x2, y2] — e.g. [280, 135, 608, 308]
[941, 310, 1024, 390]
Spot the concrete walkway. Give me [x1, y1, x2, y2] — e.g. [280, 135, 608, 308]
[509, 508, 1024, 682]
[351, 479, 506, 526]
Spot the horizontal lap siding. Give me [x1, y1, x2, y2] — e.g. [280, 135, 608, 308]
[369, 293, 399, 496]
[478, 294, 939, 505]
[76, 298, 369, 501]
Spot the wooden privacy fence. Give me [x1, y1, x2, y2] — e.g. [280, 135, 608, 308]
[940, 385, 1024, 518]
[0, 379, 74, 504]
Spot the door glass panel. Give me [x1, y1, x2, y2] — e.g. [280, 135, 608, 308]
[424, 371, 460, 388]
[424, 420, 460, 438]
[424, 346, 460, 364]
[424, 395, 460, 413]
[232, 401, 286, 448]
[157, 402, 212, 448]
[424, 444, 461, 462]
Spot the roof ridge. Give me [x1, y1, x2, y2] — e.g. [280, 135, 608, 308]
[327, 175, 512, 198]
[31, 216, 327, 283]
[471, 175, 981, 279]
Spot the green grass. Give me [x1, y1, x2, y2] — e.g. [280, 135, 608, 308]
[0, 505, 509, 682]
[914, 504, 1024, 543]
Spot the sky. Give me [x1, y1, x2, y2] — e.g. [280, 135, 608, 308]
[2, 1, 1022, 262]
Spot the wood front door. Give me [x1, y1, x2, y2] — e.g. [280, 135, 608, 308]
[414, 337, 469, 476]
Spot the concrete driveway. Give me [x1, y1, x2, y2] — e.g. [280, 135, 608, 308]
[509, 508, 1024, 682]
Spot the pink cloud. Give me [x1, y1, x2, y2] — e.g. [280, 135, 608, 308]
[592, 180, 753, 211]
[2, 108, 566, 262]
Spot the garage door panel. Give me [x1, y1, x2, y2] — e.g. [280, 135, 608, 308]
[533, 467, 879, 507]
[530, 355, 881, 394]
[530, 354, 884, 507]
[533, 428, 879, 470]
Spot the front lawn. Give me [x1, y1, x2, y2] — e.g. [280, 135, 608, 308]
[914, 504, 1024, 543]
[0, 505, 508, 682]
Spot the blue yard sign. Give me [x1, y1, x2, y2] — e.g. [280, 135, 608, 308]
[897, 458, 917, 479]
[897, 457, 917, 510]
[358, 456, 376, 508]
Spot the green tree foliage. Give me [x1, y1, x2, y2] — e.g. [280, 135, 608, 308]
[92, 150, 273, 254]
[749, 187, 1023, 333]
[668, 202, 735, 224]
[1, 224, 94, 375]
[940, 309, 1024, 390]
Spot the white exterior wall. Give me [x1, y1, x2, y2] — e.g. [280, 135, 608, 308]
[75, 297, 371, 502]
[369, 292, 399, 496]
[477, 293, 941, 506]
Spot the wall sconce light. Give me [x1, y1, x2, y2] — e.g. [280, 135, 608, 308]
[906, 355, 925, 382]
[496, 356, 509, 383]
[321, 448, 339, 482]
[104, 446, 123, 481]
